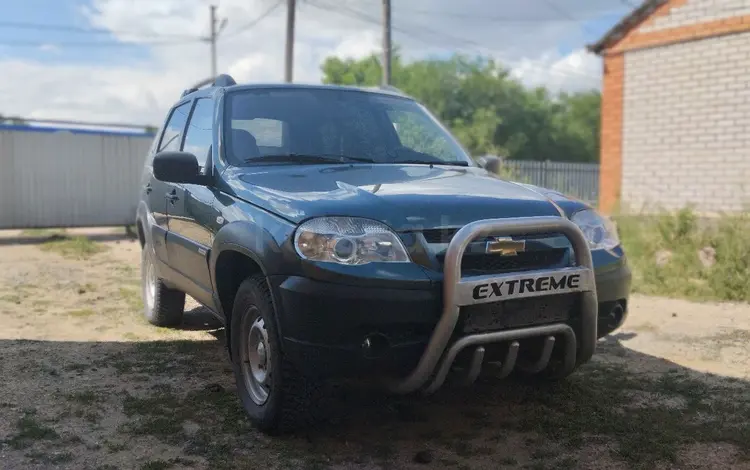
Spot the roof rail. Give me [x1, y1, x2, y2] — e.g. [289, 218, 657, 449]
[180, 73, 237, 98]
[379, 84, 404, 94]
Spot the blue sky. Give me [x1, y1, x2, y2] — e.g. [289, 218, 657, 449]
[0, 0, 153, 65]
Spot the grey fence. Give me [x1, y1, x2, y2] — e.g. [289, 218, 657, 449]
[0, 126, 154, 229]
[501, 160, 600, 205]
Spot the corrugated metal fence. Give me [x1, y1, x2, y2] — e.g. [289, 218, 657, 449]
[502, 160, 600, 205]
[0, 126, 153, 229]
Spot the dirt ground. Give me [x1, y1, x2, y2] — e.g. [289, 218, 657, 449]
[1, 228, 749, 470]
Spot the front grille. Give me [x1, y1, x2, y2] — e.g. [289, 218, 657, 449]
[437, 248, 568, 276]
[422, 228, 559, 244]
[423, 228, 460, 244]
[459, 293, 575, 333]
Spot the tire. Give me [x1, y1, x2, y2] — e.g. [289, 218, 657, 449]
[230, 275, 322, 434]
[140, 240, 185, 327]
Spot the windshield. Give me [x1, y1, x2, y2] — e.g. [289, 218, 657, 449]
[223, 87, 473, 166]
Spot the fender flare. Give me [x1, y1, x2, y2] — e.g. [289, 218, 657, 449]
[209, 220, 290, 336]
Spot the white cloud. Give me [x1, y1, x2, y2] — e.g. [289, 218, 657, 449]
[510, 49, 602, 93]
[0, 0, 625, 125]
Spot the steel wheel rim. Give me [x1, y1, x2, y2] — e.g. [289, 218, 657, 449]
[143, 252, 156, 311]
[241, 310, 272, 405]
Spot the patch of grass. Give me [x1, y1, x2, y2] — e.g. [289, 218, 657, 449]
[24, 450, 73, 465]
[63, 362, 88, 373]
[39, 234, 107, 259]
[499, 456, 519, 465]
[67, 308, 97, 318]
[119, 287, 144, 311]
[20, 228, 64, 238]
[141, 459, 183, 470]
[531, 448, 558, 460]
[0, 293, 21, 304]
[66, 390, 106, 404]
[6, 410, 60, 449]
[104, 439, 129, 453]
[616, 208, 750, 302]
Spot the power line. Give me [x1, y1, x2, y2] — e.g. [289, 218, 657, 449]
[306, 0, 599, 81]
[537, 0, 576, 21]
[0, 38, 202, 48]
[222, 0, 284, 38]
[391, 7, 589, 23]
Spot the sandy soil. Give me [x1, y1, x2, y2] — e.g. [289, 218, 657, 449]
[0, 228, 749, 470]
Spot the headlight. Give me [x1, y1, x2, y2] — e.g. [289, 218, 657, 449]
[293, 217, 410, 265]
[570, 209, 619, 251]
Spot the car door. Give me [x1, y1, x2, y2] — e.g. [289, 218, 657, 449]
[146, 100, 192, 263]
[165, 97, 219, 306]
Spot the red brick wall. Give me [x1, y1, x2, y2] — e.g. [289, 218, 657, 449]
[599, 55, 624, 213]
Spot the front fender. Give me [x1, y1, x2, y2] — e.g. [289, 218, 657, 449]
[209, 220, 297, 281]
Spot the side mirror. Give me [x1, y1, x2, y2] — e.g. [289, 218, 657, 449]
[477, 155, 502, 174]
[152, 151, 210, 185]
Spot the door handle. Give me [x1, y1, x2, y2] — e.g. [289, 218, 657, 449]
[145, 183, 152, 194]
[166, 189, 179, 203]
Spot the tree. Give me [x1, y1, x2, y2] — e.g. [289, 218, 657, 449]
[320, 51, 602, 163]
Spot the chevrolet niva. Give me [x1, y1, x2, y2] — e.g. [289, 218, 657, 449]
[135, 74, 631, 433]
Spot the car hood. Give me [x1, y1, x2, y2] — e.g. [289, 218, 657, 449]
[220, 164, 568, 232]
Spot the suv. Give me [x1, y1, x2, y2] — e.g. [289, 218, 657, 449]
[135, 74, 631, 433]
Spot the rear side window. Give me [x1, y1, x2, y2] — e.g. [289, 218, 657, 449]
[157, 101, 191, 152]
[182, 98, 214, 168]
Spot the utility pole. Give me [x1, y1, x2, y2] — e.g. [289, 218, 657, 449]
[285, 0, 296, 82]
[382, 0, 391, 85]
[207, 5, 228, 78]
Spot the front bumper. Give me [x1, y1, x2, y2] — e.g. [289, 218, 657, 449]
[270, 219, 632, 387]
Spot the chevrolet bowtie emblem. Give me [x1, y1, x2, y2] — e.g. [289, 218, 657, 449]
[485, 237, 526, 256]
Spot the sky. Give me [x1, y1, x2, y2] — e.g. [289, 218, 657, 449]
[0, 0, 633, 127]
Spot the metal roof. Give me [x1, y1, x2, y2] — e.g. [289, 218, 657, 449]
[587, 0, 667, 54]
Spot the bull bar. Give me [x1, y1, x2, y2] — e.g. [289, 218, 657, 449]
[387, 216, 598, 395]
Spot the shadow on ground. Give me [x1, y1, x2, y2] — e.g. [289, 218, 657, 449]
[1, 330, 749, 470]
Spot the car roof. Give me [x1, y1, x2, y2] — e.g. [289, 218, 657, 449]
[227, 82, 407, 98]
[176, 76, 411, 105]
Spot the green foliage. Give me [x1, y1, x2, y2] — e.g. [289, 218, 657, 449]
[616, 209, 750, 302]
[320, 51, 601, 162]
[39, 235, 107, 259]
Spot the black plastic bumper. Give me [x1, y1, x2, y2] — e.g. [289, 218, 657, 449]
[268, 256, 632, 378]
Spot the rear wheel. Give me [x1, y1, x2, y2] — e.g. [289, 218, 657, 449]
[230, 275, 323, 434]
[140, 240, 185, 327]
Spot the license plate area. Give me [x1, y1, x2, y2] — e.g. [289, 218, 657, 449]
[459, 293, 576, 334]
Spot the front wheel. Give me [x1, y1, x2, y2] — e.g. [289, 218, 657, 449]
[140, 241, 185, 327]
[230, 275, 323, 434]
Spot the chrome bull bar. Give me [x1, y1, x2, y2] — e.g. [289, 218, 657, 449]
[387, 216, 598, 395]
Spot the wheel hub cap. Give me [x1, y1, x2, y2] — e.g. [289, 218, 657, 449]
[144, 254, 156, 311]
[242, 314, 272, 405]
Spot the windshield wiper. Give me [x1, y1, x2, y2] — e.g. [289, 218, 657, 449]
[245, 153, 376, 164]
[395, 159, 470, 167]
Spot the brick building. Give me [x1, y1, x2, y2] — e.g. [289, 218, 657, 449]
[589, 0, 750, 215]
